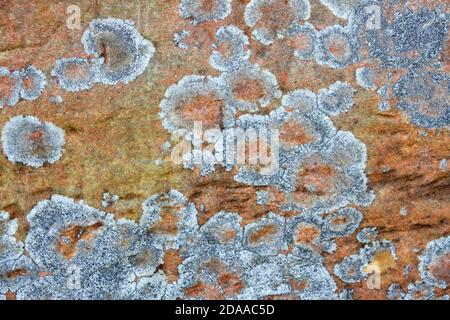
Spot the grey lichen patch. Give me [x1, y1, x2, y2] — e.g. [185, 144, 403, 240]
[245, 0, 311, 45]
[356, 227, 378, 244]
[10, 195, 167, 299]
[350, 3, 448, 69]
[418, 235, 449, 289]
[140, 189, 199, 251]
[18, 65, 47, 101]
[1, 189, 373, 300]
[318, 81, 356, 116]
[282, 130, 373, 214]
[174, 30, 190, 50]
[387, 283, 405, 300]
[393, 71, 449, 129]
[287, 249, 338, 299]
[1, 115, 65, 168]
[102, 192, 119, 208]
[439, 159, 447, 172]
[221, 63, 282, 112]
[256, 190, 271, 205]
[209, 25, 251, 72]
[0, 67, 22, 108]
[286, 23, 317, 61]
[51, 58, 100, 92]
[322, 207, 363, 239]
[159, 75, 231, 141]
[315, 25, 359, 69]
[179, 0, 232, 25]
[82, 18, 155, 85]
[0, 211, 23, 266]
[200, 211, 243, 247]
[243, 212, 287, 256]
[356, 67, 377, 91]
[286, 213, 335, 253]
[404, 281, 435, 300]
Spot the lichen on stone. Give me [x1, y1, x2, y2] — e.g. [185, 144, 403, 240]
[82, 18, 155, 85]
[1, 115, 65, 168]
[179, 0, 232, 24]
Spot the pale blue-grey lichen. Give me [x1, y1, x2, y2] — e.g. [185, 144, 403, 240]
[315, 25, 359, 69]
[356, 67, 377, 91]
[51, 58, 100, 92]
[209, 25, 251, 72]
[1, 115, 65, 168]
[173, 30, 190, 50]
[159, 75, 231, 142]
[102, 192, 120, 208]
[220, 63, 282, 112]
[0, 67, 22, 108]
[7, 195, 167, 299]
[18, 65, 47, 101]
[287, 249, 338, 299]
[322, 207, 363, 239]
[281, 130, 374, 214]
[393, 71, 449, 129]
[356, 227, 378, 244]
[0, 189, 378, 300]
[287, 23, 317, 61]
[244, 0, 311, 45]
[318, 81, 356, 116]
[82, 18, 155, 85]
[140, 189, 199, 252]
[243, 212, 287, 256]
[418, 235, 449, 289]
[179, 0, 232, 24]
[319, 0, 356, 19]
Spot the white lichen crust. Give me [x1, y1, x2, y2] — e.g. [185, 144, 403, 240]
[209, 25, 251, 72]
[418, 235, 449, 289]
[51, 58, 100, 92]
[82, 18, 155, 85]
[0, 67, 22, 108]
[18, 65, 47, 101]
[179, 0, 232, 24]
[1, 116, 65, 168]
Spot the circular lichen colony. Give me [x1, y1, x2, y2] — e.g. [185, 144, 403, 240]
[1, 116, 65, 168]
[245, 0, 311, 45]
[179, 0, 232, 24]
[52, 58, 100, 92]
[0, 67, 22, 108]
[82, 18, 155, 85]
[18, 66, 47, 101]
